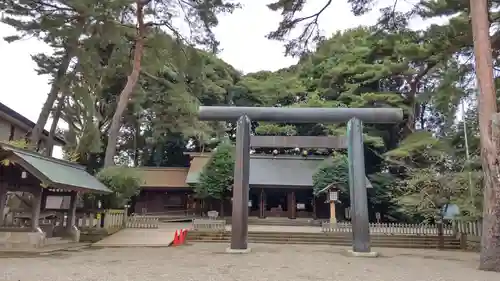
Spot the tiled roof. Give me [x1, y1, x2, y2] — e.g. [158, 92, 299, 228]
[0, 142, 110, 193]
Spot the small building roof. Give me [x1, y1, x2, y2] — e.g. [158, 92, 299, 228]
[249, 155, 324, 187]
[185, 153, 374, 189]
[0, 102, 65, 145]
[0, 143, 111, 193]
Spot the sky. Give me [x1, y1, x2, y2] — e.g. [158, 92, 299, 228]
[0, 0, 443, 158]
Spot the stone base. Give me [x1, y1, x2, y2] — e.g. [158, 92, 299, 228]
[69, 226, 81, 242]
[0, 231, 46, 249]
[225, 247, 252, 254]
[346, 250, 379, 258]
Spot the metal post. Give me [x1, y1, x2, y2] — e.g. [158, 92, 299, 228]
[347, 118, 371, 253]
[230, 115, 251, 251]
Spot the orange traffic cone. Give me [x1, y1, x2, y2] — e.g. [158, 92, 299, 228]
[180, 229, 188, 244]
[172, 229, 180, 246]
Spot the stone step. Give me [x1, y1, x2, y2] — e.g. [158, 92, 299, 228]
[46, 237, 74, 245]
[189, 236, 460, 243]
[188, 232, 459, 241]
[188, 239, 461, 249]
[187, 232, 462, 249]
[247, 219, 321, 227]
[188, 236, 460, 244]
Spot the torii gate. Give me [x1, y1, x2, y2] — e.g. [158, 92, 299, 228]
[198, 106, 403, 254]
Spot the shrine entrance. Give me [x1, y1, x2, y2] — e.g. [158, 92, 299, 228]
[198, 106, 403, 254]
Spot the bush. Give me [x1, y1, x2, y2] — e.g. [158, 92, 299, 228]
[96, 166, 143, 208]
[195, 142, 234, 215]
[312, 152, 349, 196]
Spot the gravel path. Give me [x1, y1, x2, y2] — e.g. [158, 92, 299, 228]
[0, 243, 498, 281]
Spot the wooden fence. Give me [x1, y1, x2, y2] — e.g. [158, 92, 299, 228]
[321, 222, 454, 236]
[321, 220, 483, 237]
[192, 219, 226, 231]
[453, 220, 482, 236]
[47, 209, 126, 232]
[126, 214, 159, 229]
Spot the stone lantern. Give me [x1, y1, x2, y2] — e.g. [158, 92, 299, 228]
[328, 186, 339, 224]
[319, 183, 340, 225]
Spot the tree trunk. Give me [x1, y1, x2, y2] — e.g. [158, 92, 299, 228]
[133, 116, 140, 167]
[470, 0, 500, 272]
[29, 53, 71, 148]
[103, 2, 147, 167]
[45, 94, 65, 157]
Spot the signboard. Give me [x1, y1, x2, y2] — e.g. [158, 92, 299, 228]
[45, 196, 70, 209]
[296, 203, 305, 210]
[441, 204, 460, 220]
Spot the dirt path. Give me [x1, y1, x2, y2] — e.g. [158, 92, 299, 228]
[0, 243, 497, 281]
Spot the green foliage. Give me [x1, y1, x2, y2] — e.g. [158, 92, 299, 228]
[385, 131, 444, 168]
[96, 166, 143, 208]
[312, 153, 349, 196]
[1, 140, 30, 166]
[397, 166, 483, 222]
[196, 142, 235, 200]
[0, 0, 488, 228]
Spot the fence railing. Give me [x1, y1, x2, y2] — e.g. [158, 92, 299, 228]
[126, 214, 159, 229]
[47, 209, 125, 231]
[321, 222, 455, 236]
[1, 209, 126, 237]
[321, 220, 484, 237]
[192, 218, 226, 231]
[137, 209, 196, 217]
[453, 220, 482, 237]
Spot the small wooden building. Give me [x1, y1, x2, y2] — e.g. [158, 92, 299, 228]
[0, 143, 111, 248]
[133, 152, 372, 220]
[132, 167, 192, 215]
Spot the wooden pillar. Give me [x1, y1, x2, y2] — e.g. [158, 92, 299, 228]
[31, 187, 42, 231]
[0, 183, 7, 226]
[41, 189, 48, 210]
[259, 189, 266, 218]
[66, 191, 77, 232]
[330, 200, 337, 224]
[287, 190, 296, 219]
[312, 195, 317, 220]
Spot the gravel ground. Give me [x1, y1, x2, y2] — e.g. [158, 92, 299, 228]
[0, 243, 498, 281]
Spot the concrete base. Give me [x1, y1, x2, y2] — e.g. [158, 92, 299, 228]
[225, 247, 252, 254]
[69, 226, 81, 242]
[0, 231, 46, 249]
[346, 250, 379, 258]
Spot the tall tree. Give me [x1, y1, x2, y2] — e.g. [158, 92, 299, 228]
[103, 0, 149, 167]
[103, 0, 240, 167]
[1, 0, 89, 148]
[470, 0, 500, 272]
